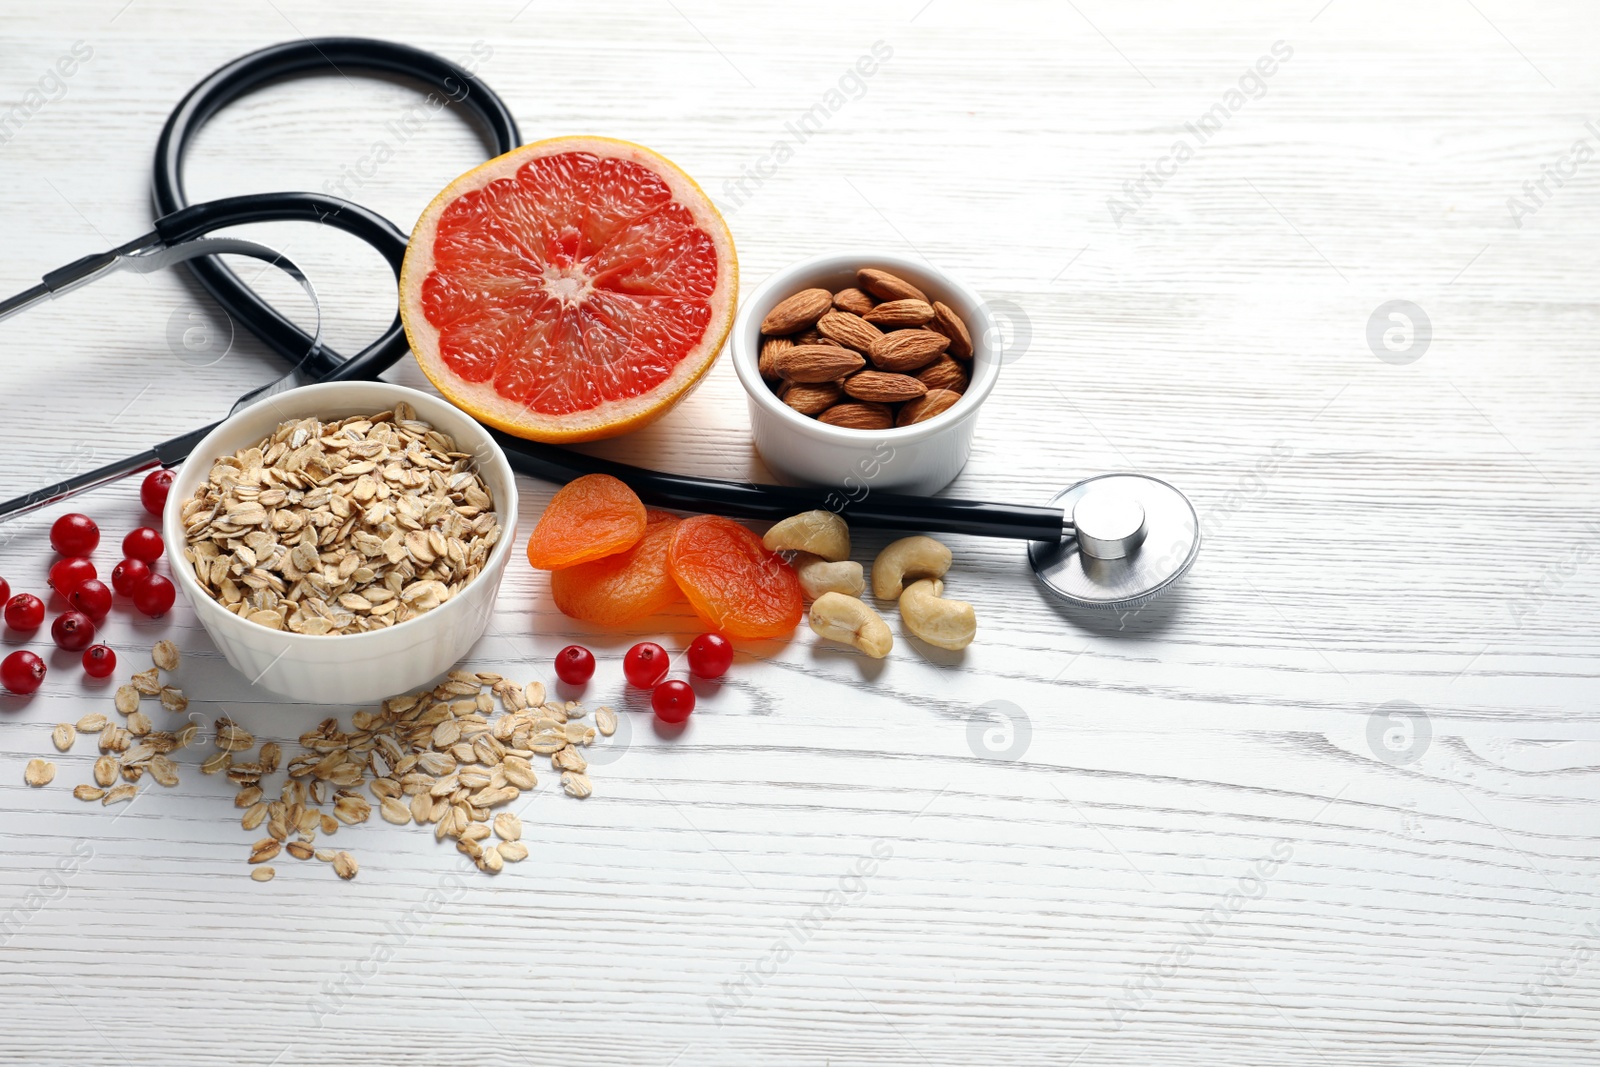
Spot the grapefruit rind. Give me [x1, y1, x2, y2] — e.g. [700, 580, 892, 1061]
[401, 136, 738, 443]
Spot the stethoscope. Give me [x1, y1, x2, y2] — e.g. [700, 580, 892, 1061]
[0, 38, 1199, 613]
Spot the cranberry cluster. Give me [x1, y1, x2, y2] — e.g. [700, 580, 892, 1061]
[551, 632, 732, 724]
[1, 469, 177, 696]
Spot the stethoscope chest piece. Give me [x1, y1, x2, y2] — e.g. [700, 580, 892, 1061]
[1029, 473, 1199, 611]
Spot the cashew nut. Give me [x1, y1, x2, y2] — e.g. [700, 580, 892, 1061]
[808, 592, 893, 658]
[898, 579, 975, 651]
[763, 510, 851, 561]
[871, 535, 952, 600]
[792, 552, 865, 599]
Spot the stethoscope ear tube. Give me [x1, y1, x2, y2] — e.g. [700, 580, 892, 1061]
[151, 37, 521, 385]
[151, 192, 413, 385]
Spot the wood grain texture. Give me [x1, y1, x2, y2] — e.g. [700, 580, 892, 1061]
[1, 0, 1598, 1064]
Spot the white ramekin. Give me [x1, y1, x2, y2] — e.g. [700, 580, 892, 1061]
[731, 251, 1000, 495]
[162, 382, 519, 705]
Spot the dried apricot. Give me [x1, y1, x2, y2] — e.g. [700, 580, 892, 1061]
[526, 474, 647, 570]
[667, 515, 803, 640]
[550, 510, 683, 625]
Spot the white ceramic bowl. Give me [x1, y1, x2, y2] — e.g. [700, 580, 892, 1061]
[731, 251, 1000, 495]
[162, 382, 519, 705]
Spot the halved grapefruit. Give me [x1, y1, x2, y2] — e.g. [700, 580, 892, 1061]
[401, 136, 737, 442]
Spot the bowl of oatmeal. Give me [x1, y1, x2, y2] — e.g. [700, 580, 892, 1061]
[163, 382, 519, 704]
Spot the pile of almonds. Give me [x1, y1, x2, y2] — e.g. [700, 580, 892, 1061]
[758, 267, 973, 430]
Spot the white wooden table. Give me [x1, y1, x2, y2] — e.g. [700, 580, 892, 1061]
[2, 2, 1597, 1063]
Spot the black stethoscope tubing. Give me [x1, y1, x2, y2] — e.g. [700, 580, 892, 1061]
[149, 39, 1065, 541]
[151, 37, 518, 385]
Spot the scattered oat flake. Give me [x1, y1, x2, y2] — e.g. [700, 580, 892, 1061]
[250, 866, 275, 882]
[102, 784, 137, 805]
[152, 640, 180, 672]
[73, 784, 106, 802]
[114, 686, 140, 715]
[93, 756, 117, 788]
[493, 812, 521, 841]
[595, 706, 617, 736]
[215, 718, 254, 753]
[332, 852, 359, 880]
[497, 841, 529, 863]
[131, 668, 161, 695]
[76, 713, 108, 734]
[23, 759, 54, 787]
[149, 755, 180, 787]
[51, 724, 75, 752]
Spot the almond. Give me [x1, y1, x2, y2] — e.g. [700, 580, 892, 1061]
[794, 327, 840, 347]
[863, 299, 935, 327]
[816, 310, 883, 353]
[916, 356, 969, 394]
[868, 329, 950, 372]
[818, 402, 894, 430]
[780, 381, 843, 415]
[759, 336, 792, 380]
[774, 345, 865, 382]
[896, 388, 963, 426]
[930, 300, 973, 358]
[843, 370, 927, 403]
[857, 268, 927, 304]
[832, 287, 876, 315]
[761, 288, 833, 334]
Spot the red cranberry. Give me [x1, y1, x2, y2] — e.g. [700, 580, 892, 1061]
[131, 574, 176, 618]
[69, 579, 113, 621]
[553, 644, 595, 685]
[111, 558, 150, 597]
[48, 556, 96, 597]
[82, 644, 117, 678]
[49, 513, 99, 556]
[0, 577, 9, 605]
[4, 593, 45, 632]
[0, 650, 46, 695]
[652, 679, 695, 724]
[122, 527, 164, 563]
[140, 469, 175, 517]
[51, 610, 96, 652]
[686, 632, 733, 679]
[623, 641, 669, 688]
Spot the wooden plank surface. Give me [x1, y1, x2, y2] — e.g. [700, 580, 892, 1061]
[1, 1, 1597, 1064]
